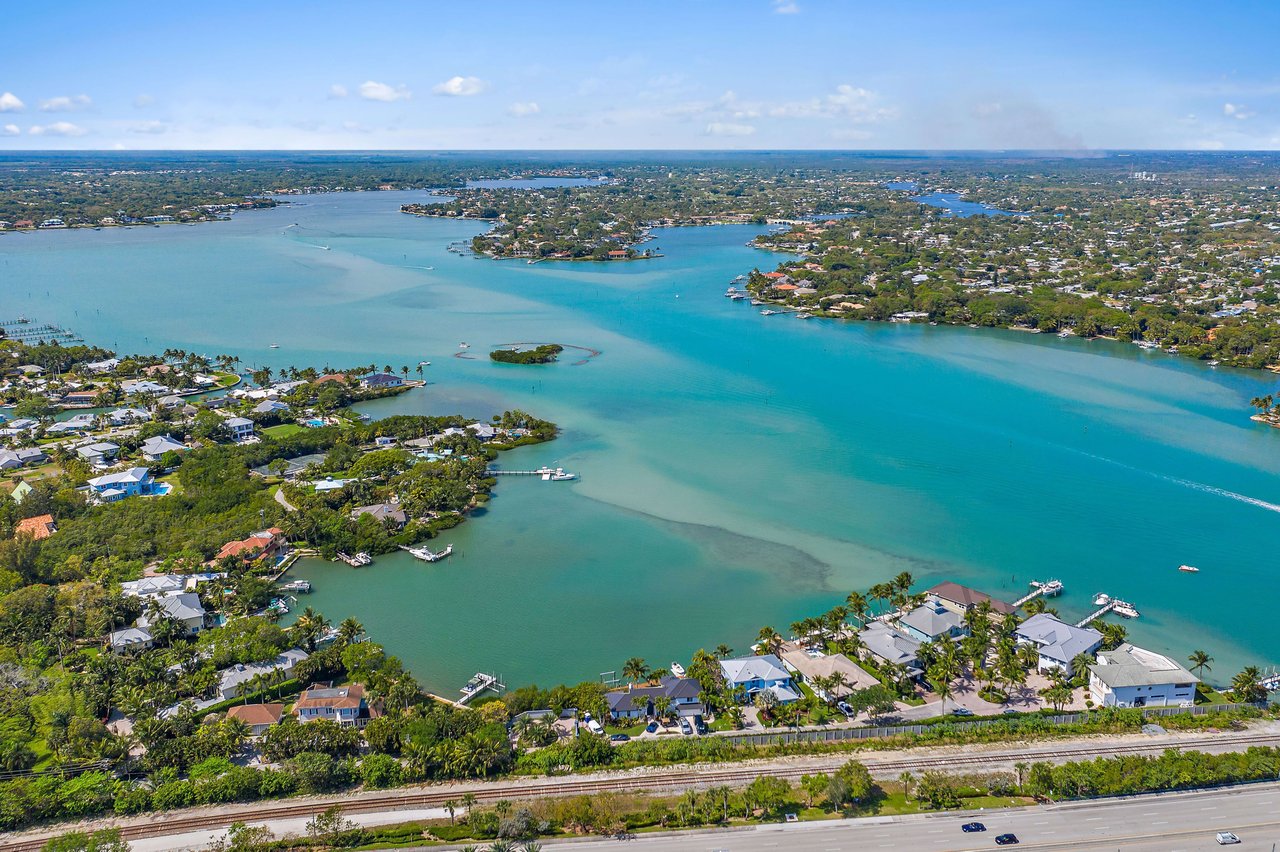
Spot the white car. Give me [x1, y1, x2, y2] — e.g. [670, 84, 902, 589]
[582, 713, 604, 736]
[1215, 831, 1241, 845]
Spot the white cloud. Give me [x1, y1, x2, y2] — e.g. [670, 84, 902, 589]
[1, 124, 18, 136]
[1223, 102, 1253, 120]
[133, 94, 154, 108]
[128, 121, 168, 134]
[508, 101, 540, 116]
[769, 84, 894, 122]
[39, 94, 91, 112]
[359, 81, 412, 102]
[0, 92, 24, 112]
[773, 0, 800, 12]
[29, 121, 86, 137]
[329, 84, 349, 99]
[433, 76, 487, 97]
[705, 121, 756, 137]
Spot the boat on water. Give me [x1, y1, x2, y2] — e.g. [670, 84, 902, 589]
[549, 469, 577, 481]
[269, 343, 280, 349]
[725, 287, 739, 296]
[750, 299, 765, 306]
[459, 342, 470, 349]
[281, 579, 312, 593]
[795, 312, 813, 319]
[405, 543, 454, 562]
[1113, 600, 1140, 618]
[670, 662, 686, 677]
[1178, 564, 1200, 573]
[760, 309, 780, 316]
[1093, 593, 1112, 607]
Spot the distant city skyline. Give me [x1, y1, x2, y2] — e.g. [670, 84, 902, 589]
[2, 0, 1277, 151]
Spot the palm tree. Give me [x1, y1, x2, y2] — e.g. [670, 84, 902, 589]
[756, 626, 780, 655]
[1188, 650, 1213, 678]
[898, 770, 914, 801]
[460, 793, 478, 818]
[845, 591, 870, 626]
[1231, 666, 1266, 704]
[338, 617, 364, 644]
[714, 643, 734, 659]
[622, 657, 649, 684]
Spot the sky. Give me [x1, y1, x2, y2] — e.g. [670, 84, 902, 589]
[1, 0, 1279, 151]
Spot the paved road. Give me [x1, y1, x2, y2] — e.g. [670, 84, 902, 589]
[493, 784, 1280, 852]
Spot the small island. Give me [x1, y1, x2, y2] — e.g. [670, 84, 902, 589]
[490, 343, 564, 364]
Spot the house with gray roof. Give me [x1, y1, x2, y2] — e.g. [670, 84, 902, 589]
[107, 626, 154, 654]
[606, 676, 703, 720]
[1014, 613, 1102, 677]
[216, 649, 309, 701]
[121, 574, 186, 598]
[77, 441, 120, 466]
[137, 592, 207, 636]
[350, 502, 408, 528]
[141, 435, 187, 461]
[1088, 643, 1198, 708]
[858, 621, 923, 676]
[720, 654, 798, 703]
[897, 595, 967, 642]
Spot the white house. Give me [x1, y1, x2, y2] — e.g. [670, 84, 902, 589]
[1088, 643, 1199, 708]
[226, 416, 255, 442]
[216, 649, 309, 700]
[137, 591, 207, 636]
[121, 574, 187, 598]
[77, 441, 120, 466]
[141, 434, 188, 461]
[1014, 614, 1102, 677]
[107, 626, 155, 653]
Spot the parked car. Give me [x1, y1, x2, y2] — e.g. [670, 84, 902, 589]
[679, 718, 693, 735]
[961, 822, 986, 833]
[583, 713, 604, 735]
[609, 734, 630, 742]
[695, 718, 709, 735]
[952, 707, 975, 717]
[645, 721, 659, 733]
[1215, 832, 1241, 845]
[837, 701, 855, 717]
[994, 834, 1019, 845]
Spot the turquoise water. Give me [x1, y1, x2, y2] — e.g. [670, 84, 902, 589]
[3, 190, 1279, 693]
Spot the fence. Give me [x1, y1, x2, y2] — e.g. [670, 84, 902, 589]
[714, 703, 1262, 748]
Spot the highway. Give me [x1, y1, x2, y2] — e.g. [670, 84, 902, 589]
[509, 784, 1280, 852]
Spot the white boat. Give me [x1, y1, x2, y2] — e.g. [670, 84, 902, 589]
[670, 662, 686, 677]
[795, 312, 813, 319]
[550, 469, 577, 481]
[760, 309, 780, 316]
[406, 543, 454, 562]
[269, 343, 280, 349]
[1178, 564, 1200, 573]
[281, 579, 312, 593]
[1112, 600, 1140, 618]
[459, 342, 470, 349]
[1093, 593, 1112, 607]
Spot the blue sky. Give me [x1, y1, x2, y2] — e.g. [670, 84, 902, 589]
[1, 0, 1278, 150]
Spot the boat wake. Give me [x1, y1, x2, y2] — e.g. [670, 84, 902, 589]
[1162, 475, 1280, 514]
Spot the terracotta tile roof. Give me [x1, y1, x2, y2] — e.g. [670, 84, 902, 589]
[295, 683, 364, 711]
[15, 514, 55, 540]
[227, 703, 284, 726]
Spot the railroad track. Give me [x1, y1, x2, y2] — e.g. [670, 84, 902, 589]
[5, 732, 1280, 850]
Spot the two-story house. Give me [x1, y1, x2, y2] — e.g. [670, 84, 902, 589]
[294, 683, 377, 727]
[605, 676, 704, 720]
[719, 654, 799, 704]
[1088, 643, 1199, 708]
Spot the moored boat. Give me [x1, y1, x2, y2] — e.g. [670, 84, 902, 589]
[670, 661, 686, 677]
[1178, 564, 1199, 573]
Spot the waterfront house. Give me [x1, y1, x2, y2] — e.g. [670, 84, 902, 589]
[1014, 613, 1102, 677]
[215, 528, 285, 564]
[294, 683, 377, 727]
[14, 514, 56, 540]
[106, 407, 151, 426]
[252, 399, 290, 415]
[137, 592, 208, 636]
[897, 595, 968, 642]
[215, 649, 308, 701]
[225, 416, 255, 442]
[605, 676, 703, 720]
[779, 648, 879, 700]
[121, 574, 187, 598]
[107, 626, 155, 654]
[85, 358, 120, 373]
[141, 434, 187, 461]
[77, 441, 120, 466]
[126, 380, 170, 396]
[350, 503, 408, 529]
[467, 422, 499, 441]
[226, 703, 285, 736]
[720, 654, 799, 703]
[359, 373, 403, 389]
[925, 581, 1016, 617]
[1088, 643, 1198, 708]
[87, 467, 155, 501]
[858, 622, 924, 676]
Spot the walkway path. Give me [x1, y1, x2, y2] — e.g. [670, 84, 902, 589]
[273, 487, 297, 513]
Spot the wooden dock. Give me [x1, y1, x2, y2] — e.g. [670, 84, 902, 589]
[458, 672, 505, 705]
[1011, 579, 1064, 608]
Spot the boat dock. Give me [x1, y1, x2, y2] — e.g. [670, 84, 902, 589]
[485, 466, 577, 481]
[399, 543, 454, 562]
[336, 551, 372, 567]
[1257, 670, 1280, 693]
[458, 672, 505, 705]
[1011, 579, 1064, 608]
[1076, 593, 1140, 627]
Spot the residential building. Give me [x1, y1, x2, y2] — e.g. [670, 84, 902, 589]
[226, 416, 255, 442]
[14, 514, 56, 540]
[252, 399, 290, 415]
[106, 407, 150, 426]
[107, 626, 155, 654]
[1014, 613, 1102, 677]
[468, 422, 498, 440]
[858, 622, 924, 676]
[350, 503, 408, 528]
[1088, 643, 1199, 708]
[215, 649, 308, 701]
[360, 373, 403, 389]
[294, 683, 377, 727]
[779, 649, 879, 700]
[77, 441, 120, 466]
[87, 467, 155, 501]
[121, 574, 187, 598]
[226, 703, 285, 736]
[719, 654, 799, 703]
[214, 528, 286, 564]
[925, 581, 1016, 617]
[605, 676, 703, 720]
[897, 595, 968, 642]
[141, 434, 187, 461]
[137, 592, 208, 636]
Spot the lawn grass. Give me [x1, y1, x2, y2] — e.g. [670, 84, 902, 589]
[263, 423, 306, 439]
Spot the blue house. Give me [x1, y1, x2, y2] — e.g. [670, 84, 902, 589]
[719, 654, 799, 704]
[294, 683, 377, 728]
[87, 467, 155, 502]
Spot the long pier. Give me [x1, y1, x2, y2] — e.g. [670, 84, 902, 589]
[1076, 594, 1140, 628]
[1011, 579, 1064, 608]
[485, 466, 577, 480]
